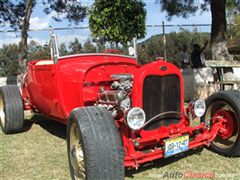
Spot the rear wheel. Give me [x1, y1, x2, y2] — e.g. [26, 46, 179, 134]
[0, 85, 24, 134]
[67, 106, 124, 180]
[203, 90, 240, 156]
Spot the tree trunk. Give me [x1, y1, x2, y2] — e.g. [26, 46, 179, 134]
[211, 0, 236, 91]
[210, 0, 232, 60]
[18, 0, 34, 74]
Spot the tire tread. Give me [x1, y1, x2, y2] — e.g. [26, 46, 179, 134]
[0, 85, 24, 134]
[67, 106, 124, 180]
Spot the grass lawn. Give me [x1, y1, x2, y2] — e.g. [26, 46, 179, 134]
[1, 114, 240, 180]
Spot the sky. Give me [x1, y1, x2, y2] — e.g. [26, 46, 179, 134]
[29, 0, 212, 30]
[0, 1, 212, 48]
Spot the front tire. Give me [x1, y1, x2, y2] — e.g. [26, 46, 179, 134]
[67, 106, 124, 180]
[0, 85, 24, 134]
[203, 90, 240, 157]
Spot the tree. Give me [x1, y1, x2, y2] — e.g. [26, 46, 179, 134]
[0, 44, 20, 76]
[226, 1, 240, 38]
[82, 39, 97, 53]
[138, 29, 211, 65]
[59, 43, 68, 56]
[18, 0, 35, 73]
[69, 38, 82, 54]
[0, 0, 25, 29]
[226, 0, 239, 23]
[27, 40, 51, 60]
[89, 0, 146, 46]
[233, 15, 240, 37]
[158, 0, 240, 60]
[0, 0, 87, 73]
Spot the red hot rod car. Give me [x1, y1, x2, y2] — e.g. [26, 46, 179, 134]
[0, 34, 240, 179]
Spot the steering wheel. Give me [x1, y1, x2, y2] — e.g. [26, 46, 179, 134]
[103, 49, 120, 54]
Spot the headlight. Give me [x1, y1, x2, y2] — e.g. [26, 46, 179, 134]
[126, 107, 146, 130]
[193, 99, 206, 117]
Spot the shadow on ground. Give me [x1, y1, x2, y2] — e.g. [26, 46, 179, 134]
[22, 114, 204, 178]
[125, 147, 203, 178]
[23, 114, 67, 139]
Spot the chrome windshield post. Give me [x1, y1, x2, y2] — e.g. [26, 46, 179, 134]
[49, 29, 59, 64]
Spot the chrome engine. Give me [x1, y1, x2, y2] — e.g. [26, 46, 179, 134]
[96, 74, 133, 118]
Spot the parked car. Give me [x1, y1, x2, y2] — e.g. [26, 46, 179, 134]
[0, 34, 239, 180]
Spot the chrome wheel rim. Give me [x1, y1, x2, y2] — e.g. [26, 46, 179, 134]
[205, 100, 239, 149]
[69, 121, 85, 179]
[0, 93, 5, 128]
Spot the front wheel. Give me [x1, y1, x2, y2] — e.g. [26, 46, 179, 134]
[67, 106, 124, 180]
[203, 90, 240, 157]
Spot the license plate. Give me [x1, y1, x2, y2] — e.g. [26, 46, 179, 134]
[164, 135, 189, 158]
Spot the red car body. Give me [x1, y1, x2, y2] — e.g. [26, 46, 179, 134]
[21, 53, 224, 168]
[23, 54, 139, 122]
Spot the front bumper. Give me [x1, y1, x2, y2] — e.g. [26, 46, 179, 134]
[123, 116, 222, 168]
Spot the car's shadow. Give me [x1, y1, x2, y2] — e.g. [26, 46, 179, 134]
[23, 114, 66, 140]
[23, 114, 204, 177]
[125, 147, 203, 178]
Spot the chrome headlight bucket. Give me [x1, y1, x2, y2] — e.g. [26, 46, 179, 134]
[194, 99, 206, 117]
[126, 107, 146, 130]
[187, 99, 206, 118]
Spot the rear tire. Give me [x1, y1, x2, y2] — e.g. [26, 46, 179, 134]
[0, 85, 24, 134]
[203, 90, 240, 157]
[67, 106, 125, 180]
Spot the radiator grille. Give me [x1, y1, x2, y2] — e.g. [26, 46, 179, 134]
[143, 75, 181, 130]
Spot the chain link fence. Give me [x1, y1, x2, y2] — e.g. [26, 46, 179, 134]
[0, 23, 239, 76]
